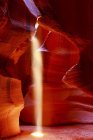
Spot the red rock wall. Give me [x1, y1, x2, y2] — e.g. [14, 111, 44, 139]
[1, 0, 93, 128]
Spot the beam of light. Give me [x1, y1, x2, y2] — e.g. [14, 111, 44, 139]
[23, 0, 41, 17]
[31, 21, 43, 133]
[35, 22, 39, 29]
[32, 36, 43, 132]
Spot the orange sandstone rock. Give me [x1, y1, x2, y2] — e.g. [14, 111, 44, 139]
[0, 75, 24, 138]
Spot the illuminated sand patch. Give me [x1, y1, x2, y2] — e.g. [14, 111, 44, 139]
[31, 131, 45, 138]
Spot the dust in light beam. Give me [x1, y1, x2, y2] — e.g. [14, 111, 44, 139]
[31, 21, 43, 135]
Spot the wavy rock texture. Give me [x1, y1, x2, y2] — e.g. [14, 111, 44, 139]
[1, 0, 93, 136]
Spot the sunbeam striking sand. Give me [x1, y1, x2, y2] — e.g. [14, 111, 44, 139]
[31, 20, 43, 137]
[31, 131, 44, 138]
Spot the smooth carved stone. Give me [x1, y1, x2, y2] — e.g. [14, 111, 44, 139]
[0, 75, 24, 138]
[43, 51, 78, 84]
[63, 43, 93, 95]
[0, 31, 29, 65]
[0, 16, 30, 68]
[0, 20, 31, 85]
